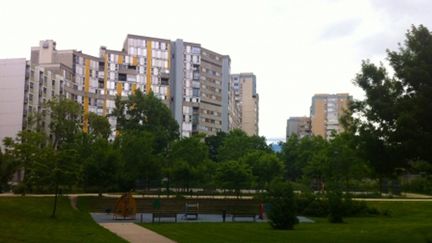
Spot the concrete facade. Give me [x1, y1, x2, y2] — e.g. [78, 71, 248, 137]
[1, 35, 240, 139]
[230, 73, 259, 136]
[310, 93, 351, 139]
[0, 59, 26, 144]
[286, 116, 311, 140]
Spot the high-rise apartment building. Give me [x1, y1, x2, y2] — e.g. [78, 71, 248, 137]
[286, 117, 311, 140]
[172, 40, 230, 137]
[310, 93, 351, 139]
[1, 35, 248, 139]
[0, 58, 27, 145]
[230, 73, 259, 136]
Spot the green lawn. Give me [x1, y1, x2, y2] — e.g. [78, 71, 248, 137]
[142, 201, 432, 243]
[0, 197, 125, 243]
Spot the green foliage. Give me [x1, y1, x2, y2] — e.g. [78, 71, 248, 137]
[113, 90, 179, 152]
[217, 129, 270, 162]
[88, 112, 111, 140]
[282, 133, 369, 191]
[322, 133, 370, 189]
[296, 193, 376, 218]
[0, 149, 17, 192]
[326, 186, 344, 223]
[81, 139, 121, 193]
[240, 151, 284, 189]
[347, 25, 432, 177]
[119, 131, 160, 190]
[48, 98, 82, 148]
[267, 181, 298, 230]
[170, 134, 209, 166]
[205, 131, 226, 162]
[296, 193, 329, 217]
[168, 135, 214, 191]
[214, 160, 253, 196]
[280, 135, 327, 181]
[402, 177, 432, 195]
[2, 130, 47, 193]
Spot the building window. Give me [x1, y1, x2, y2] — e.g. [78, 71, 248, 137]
[118, 73, 127, 81]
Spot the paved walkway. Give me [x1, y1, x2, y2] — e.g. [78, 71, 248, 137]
[99, 222, 176, 243]
[69, 195, 78, 210]
[91, 212, 314, 224]
[2, 192, 432, 200]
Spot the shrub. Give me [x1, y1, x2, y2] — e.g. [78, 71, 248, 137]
[12, 183, 27, 195]
[327, 189, 344, 223]
[267, 181, 299, 230]
[402, 177, 432, 195]
[296, 191, 380, 218]
[297, 194, 328, 217]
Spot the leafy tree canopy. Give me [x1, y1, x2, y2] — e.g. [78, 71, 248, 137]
[347, 25, 432, 175]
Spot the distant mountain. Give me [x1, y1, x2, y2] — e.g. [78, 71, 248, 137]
[270, 143, 282, 153]
[266, 137, 285, 145]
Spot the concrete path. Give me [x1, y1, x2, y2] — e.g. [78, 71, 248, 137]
[91, 212, 314, 224]
[99, 222, 176, 243]
[2, 192, 432, 200]
[69, 195, 78, 210]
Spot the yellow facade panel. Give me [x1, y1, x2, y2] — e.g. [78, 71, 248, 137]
[132, 83, 137, 94]
[146, 41, 152, 94]
[116, 82, 123, 96]
[132, 56, 138, 66]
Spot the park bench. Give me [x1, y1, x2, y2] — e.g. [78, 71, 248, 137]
[229, 205, 259, 222]
[183, 202, 199, 220]
[231, 212, 257, 222]
[152, 212, 178, 223]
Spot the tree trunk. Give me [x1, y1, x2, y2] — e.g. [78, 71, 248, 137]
[166, 179, 170, 198]
[51, 182, 59, 218]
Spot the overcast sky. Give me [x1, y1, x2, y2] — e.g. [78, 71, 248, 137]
[1, 0, 431, 141]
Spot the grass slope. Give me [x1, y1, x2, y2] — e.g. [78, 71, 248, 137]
[0, 197, 125, 243]
[143, 201, 432, 243]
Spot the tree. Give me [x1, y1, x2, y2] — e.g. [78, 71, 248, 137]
[326, 183, 344, 223]
[2, 131, 47, 194]
[217, 129, 270, 162]
[168, 135, 212, 191]
[214, 160, 253, 197]
[0, 148, 18, 192]
[88, 112, 111, 140]
[111, 90, 180, 190]
[81, 138, 121, 195]
[26, 144, 80, 217]
[347, 25, 432, 178]
[205, 131, 226, 162]
[119, 131, 160, 190]
[301, 133, 369, 192]
[324, 133, 370, 189]
[48, 98, 82, 217]
[267, 181, 298, 230]
[48, 98, 82, 149]
[281, 135, 328, 181]
[113, 90, 179, 153]
[240, 151, 284, 189]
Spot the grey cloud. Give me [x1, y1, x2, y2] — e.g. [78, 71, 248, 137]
[320, 18, 362, 39]
[370, 0, 430, 17]
[355, 0, 432, 58]
[355, 31, 402, 58]
[370, 0, 432, 26]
